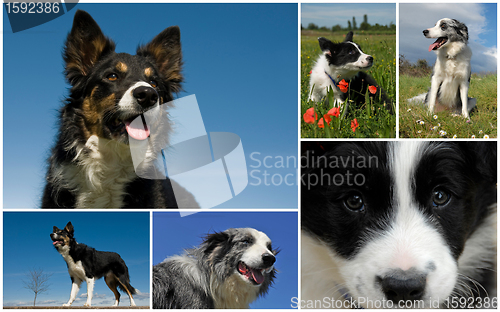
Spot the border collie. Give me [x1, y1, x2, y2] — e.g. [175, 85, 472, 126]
[51, 222, 137, 307]
[410, 18, 475, 118]
[308, 31, 393, 114]
[153, 228, 277, 309]
[301, 141, 496, 309]
[41, 10, 198, 208]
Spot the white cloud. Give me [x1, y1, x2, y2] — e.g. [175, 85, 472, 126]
[399, 4, 497, 73]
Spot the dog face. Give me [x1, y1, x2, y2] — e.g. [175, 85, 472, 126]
[318, 32, 373, 71]
[64, 10, 182, 144]
[203, 228, 277, 287]
[423, 18, 468, 51]
[50, 222, 75, 249]
[302, 142, 496, 308]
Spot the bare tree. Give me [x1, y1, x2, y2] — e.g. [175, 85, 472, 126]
[22, 268, 52, 307]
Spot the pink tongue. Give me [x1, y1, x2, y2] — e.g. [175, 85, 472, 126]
[429, 40, 441, 52]
[125, 119, 150, 140]
[52, 241, 58, 245]
[251, 269, 264, 284]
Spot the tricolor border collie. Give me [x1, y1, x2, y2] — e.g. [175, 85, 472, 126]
[410, 18, 475, 118]
[41, 10, 197, 208]
[50, 222, 137, 307]
[153, 228, 277, 309]
[308, 31, 393, 114]
[301, 141, 496, 308]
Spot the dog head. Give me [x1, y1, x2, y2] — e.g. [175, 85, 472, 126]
[302, 141, 496, 308]
[423, 18, 468, 52]
[202, 228, 278, 293]
[317, 32, 373, 71]
[64, 10, 181, 144]
[50, 221, 75, 249]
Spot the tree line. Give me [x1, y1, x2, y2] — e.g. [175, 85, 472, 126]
[303, 14, 395, 32]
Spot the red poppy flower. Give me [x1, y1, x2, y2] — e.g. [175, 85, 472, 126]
[351, 118, 359, 132]
[327, 107, 340, 118]
[368, 85, 377, 94]
[309, 70, 312, 74]
[318, 114, 332, 128]
[303, 107, 318, 124]
[338, 79, 349, 93]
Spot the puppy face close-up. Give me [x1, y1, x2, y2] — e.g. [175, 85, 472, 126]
[319, 34, 373, 70]
[301, 142, 496, 308]
[50, 222, 74, 248]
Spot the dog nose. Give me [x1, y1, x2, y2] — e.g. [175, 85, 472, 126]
[262, 253, 276, 267]
[378, 270, 426, 303]
[133, 86, 158, 108]
[423, 29, 429, 36]
[367, 56, 374, 63]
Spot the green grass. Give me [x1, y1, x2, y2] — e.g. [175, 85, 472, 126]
[301, 31, 396, 138]
[400, 74, 497, 138]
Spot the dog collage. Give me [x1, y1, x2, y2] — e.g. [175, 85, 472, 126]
[1, 1, 497, 311]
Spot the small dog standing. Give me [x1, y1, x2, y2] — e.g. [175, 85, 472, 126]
[308, 31, 393, 114]
[153, 228, 277, 309]
[411, 18, 475, 118]
[51, 222, 137, 307]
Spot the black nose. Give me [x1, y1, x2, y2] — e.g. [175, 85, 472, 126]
[423, 29, 429, 36]
[262, 253, 276, 267]
[367, 56, 374, 63]
[378, 270, 426, 303]
[133, 86, 158, 108]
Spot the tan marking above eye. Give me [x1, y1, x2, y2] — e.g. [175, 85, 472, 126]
[144, 67, 153, 76]
[116, 62, 128, 72]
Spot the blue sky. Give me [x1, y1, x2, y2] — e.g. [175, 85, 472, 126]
[302, 3, 396, 29]
[3, 3, 298, 208]
[3, 212, 150, 307]
[153, 211, 298, 309]
[400, 3, 497, 73]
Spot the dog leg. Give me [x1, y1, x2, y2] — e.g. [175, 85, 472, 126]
[460, 83, 470, 119]
[427, 75, 441, 114]
[63, 279, 82, 306]
[84, 277, 95, 307]
[105, 274, 121, 306]
[118, 280, 137, 307]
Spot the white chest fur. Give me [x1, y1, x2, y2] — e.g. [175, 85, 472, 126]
[61, 135, 137, 208]
[59, 246, 87, 281]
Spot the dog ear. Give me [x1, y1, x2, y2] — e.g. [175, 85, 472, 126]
[53, 226, 59, 232]
[64, 222, 74, 235]
[453, 19, 468, 42]
[318, 37, 332, 55]
[202, 231, 229, 256]
[64, 10, 115, 87]
[137, 26, 183, 93]
[344, 31, 354, 42]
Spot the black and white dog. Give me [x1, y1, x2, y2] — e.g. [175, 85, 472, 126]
[51, 222, 137, 307]
[301, 142, 496, 308]
[153, 228, 277, 309]
[410, 18, 475, 118]
[308, 32, 393, 114]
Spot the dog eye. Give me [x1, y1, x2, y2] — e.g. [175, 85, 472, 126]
[343, 193, 365, 212]
[241, 239, 250, 245]
[106, 73, 118, 81]
[149, 80, 158, 88]
[349, 50, 355, 55]
[432, 188, 451, 207]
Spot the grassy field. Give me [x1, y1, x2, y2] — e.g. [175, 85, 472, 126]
[400, 74, 497, 138]
[301, 31, 396, 138]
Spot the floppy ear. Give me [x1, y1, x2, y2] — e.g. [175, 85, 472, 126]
[344, 31, 354, 42]
[64, 10, 115, 87]
[137, 26, 183, 93]
[453, 20, 468, 42]
[64, 222, 74, 235]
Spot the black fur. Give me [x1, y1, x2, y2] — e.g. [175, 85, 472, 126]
[41, 10, 197, 208]
[153, 228, 277, 309]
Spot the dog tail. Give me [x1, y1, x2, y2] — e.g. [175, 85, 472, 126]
[118, 278, 137, 295]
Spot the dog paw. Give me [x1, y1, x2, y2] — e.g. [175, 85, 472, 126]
[84, 303, 92, 307]
[62, 303, 71, 307]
